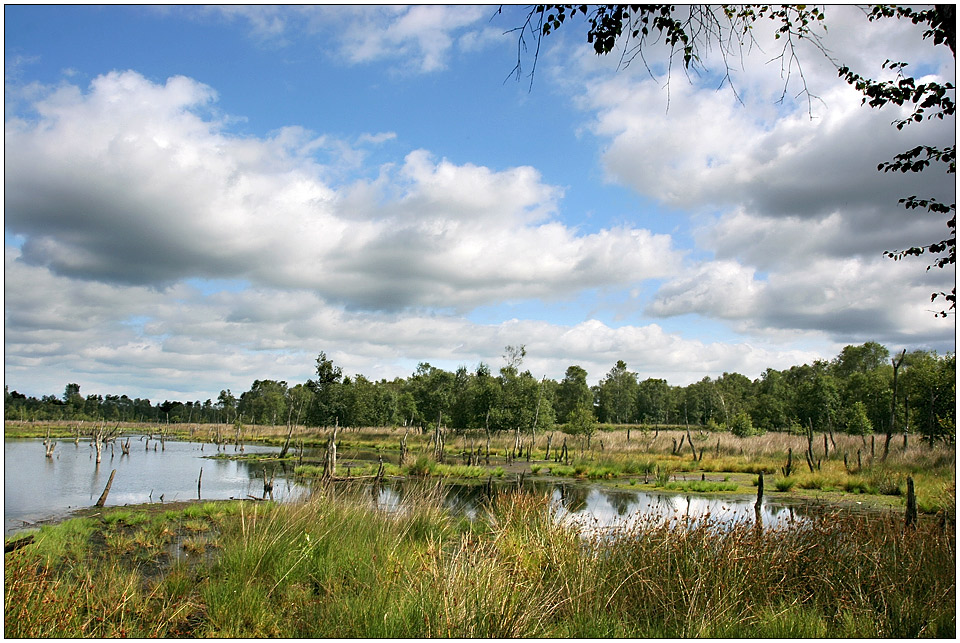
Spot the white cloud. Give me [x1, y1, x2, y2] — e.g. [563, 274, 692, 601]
[208, 5, 499, 74]
[556, 6, 955, 345]
[5, 71, 681, 314]
[4, 246, 828, 399]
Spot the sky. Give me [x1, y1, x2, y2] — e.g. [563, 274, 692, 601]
[4, 4, 956, 402]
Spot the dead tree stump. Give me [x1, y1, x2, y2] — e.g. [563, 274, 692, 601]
[754, 471, 764, 528]
[95, 469, 117, 507]
[905, 476, 917, 528]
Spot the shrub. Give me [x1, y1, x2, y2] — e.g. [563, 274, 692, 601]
[774, 477, 796, 492]
[730, 412, 760, 437]
[840, 402, 873, 435]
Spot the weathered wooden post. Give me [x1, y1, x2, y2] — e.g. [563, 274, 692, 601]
[754, 471, 764, 529]
[433, 412, 444, 463]
[95, 469, 117, 507]
[783, 448, 793, 477]
[197, 467, 203, 500]
[279, 420, 295, 459]
[686, 428, 697, 459]
[885, 349, 906, 461]
[903, 394, 910, 451]
[905, 476, 917, 528]
[322, 427, 339, 481]
[263, 468, 275, 500]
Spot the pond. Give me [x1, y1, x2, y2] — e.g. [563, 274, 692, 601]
[5, 438, 806, 535]
[4, 437, 306, 534]
[371, 479, 808, 531]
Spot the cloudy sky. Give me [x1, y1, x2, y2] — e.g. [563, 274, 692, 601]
[4, 5, 955, 402]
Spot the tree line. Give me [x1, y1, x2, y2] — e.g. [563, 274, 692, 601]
[4, 342, 954, 443]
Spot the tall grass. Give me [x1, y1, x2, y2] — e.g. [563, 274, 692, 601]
[5, 488, 954, 638]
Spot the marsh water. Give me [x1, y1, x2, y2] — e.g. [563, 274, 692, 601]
[5, 438, 806, 535]
[4, 437, 306, 533]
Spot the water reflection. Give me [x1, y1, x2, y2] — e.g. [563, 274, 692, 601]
[6, 438, 810, 536]
[4, 437, 307, 533]
[550, 485, 805, 532]
[359, 478, 809, 533]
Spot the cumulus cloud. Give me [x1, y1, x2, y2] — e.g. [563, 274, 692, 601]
[5, 71, 681, 313]
[583, 76, 952, 222]
[647, 251, 951, 347]
[558, 5, 954, 343]
[4, 246, 827, 399]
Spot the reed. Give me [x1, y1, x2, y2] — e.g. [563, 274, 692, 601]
[5, 487, 953, 638]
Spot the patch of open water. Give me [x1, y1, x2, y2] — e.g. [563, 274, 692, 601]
[5, 438, 810, 535]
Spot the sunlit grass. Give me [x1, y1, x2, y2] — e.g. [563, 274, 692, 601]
[5, 487, 954, 638]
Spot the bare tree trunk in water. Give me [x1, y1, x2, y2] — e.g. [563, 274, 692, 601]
[95, 469, 117, 507]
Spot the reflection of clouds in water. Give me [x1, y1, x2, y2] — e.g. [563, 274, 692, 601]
[552, 486, 802, 534]
[374, 483, 481, 520]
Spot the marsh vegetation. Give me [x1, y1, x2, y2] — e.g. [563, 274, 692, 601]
[4, 482, 954, 638]
[5, 341, 954, 636]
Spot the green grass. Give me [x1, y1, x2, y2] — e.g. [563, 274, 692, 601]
[774, 477, 797, 492]
[5, 488, 955, 638]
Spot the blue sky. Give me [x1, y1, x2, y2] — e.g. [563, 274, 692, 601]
[4, 5, 955, 401]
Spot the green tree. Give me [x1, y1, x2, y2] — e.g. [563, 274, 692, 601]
[902, 350, 956, 443]
[729, 411, 761, 437]
[832, 342, 891, 379]
[395, 387, 419, 428]
[840, 401, 874, 435]
[751, 368, 790, 432]
[449, 365, 474, 431]
[636, 377, 672, 425]
[839, 368, 893, 435]
[216, 389, 237, 423]
[238, 380, 288, 426]
[469, 362, 501, 430]
[312, 351, 344, 427]
[341, 374, 379, 428]
[597, 360, 637, 424]
[715, 372, 755, 426]
[63, 383, 84, 418]
[409, 363, 454, 430]
[555, 365, 593, 424]
[564, 402, 597, 442]
[285, 384, 312, 427]
[792, 365, 840, 432]
[682, 377, 723, 427]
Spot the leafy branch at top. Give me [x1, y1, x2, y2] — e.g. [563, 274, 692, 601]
[507, 4, 955, 316]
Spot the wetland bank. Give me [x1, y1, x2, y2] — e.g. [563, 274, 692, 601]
[5, 343, 955, 636]
[4, 418, 956, 638]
